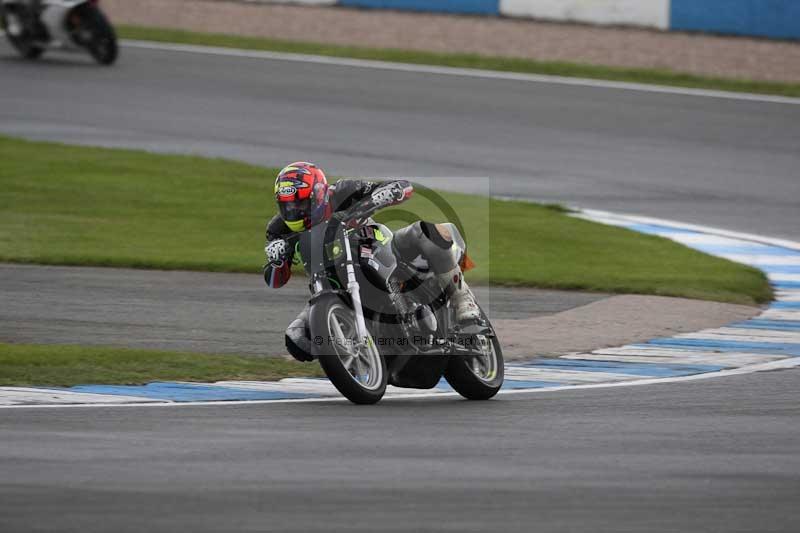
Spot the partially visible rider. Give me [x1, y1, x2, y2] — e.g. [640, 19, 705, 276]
[262, 162, 480, 362]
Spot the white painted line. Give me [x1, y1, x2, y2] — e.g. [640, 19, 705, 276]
[663, 234, 760, 246]
[689, 328, 800, 341]
[588, 346, 791, 358]
[597, 345, 789, 357]
[570, 212, 633, 228]
[768, 273, 800, 282]
[193, 379, 340, 396]
[717, 254, 800, 267]
[120, 40, 800, 106]
[567, 352, 784, 367]
[569, 348, 786, 367]
[3, 356, 798, 409]
[736, 256, 800, 266]
[0, 387, 164, 406]
[499, 357, 800, 395]
[587, 346, 773, 357]
[577, 209, 800, 252]
[719, 254, 800, 266]
[504, 366, 639, 383]
[759, 309, 800, 321]
[675, 332, 800, 343]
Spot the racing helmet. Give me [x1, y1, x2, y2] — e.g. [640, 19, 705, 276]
[274, 162, 330, 232]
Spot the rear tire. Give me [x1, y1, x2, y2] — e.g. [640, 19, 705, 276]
[81, 6, 117, 65]
[445, 312, 504, 400]
[311, 294, 387, 405]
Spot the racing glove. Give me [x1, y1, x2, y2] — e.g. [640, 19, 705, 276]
[264, 239, 292, 288]
[265, 239, 289, 266]
[370, 180, 413, 209]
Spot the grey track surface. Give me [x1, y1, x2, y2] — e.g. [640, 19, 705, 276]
[0, 263, 607, 355]
[1, 369, 799, 533]
[0, 41, 799, 238]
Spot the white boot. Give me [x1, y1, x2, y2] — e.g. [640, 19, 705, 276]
[453, 279, 481, 323]
[437, 271, 480, 323]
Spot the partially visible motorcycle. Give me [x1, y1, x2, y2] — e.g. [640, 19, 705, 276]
[1, 0, 117, 65]
[292, 195, 504, 405]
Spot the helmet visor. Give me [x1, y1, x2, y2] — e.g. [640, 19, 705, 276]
[278, 197, 311, 225]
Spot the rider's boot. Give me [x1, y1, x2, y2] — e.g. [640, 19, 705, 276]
[437, 270, 480, 324]
[285, 306, 314, 362]
[395, 220, 481, 324]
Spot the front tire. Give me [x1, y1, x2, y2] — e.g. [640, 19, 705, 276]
[445, 312, 504, 400]
[310, 294, 387, 405]
[1, 8, 44, 59]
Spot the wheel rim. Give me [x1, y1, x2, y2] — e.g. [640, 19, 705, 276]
[327, 303, 383, 390]
[467, 334, 499, 383]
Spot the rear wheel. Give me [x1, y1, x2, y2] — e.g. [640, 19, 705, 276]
[2, 8, 44, 59]
[445, 312, 504, 400]
[79, 6, 117, 65]
[311, 294, 387, 405]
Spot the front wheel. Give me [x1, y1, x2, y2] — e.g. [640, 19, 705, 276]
[310, 294, 387, 405]
[2, 9, 44, 59]
[445, 313, 504, 400]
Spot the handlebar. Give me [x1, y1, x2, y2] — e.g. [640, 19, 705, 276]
[333, 199, 378, 226]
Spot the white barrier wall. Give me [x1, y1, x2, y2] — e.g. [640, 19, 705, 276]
[499, 0, 669, 29]
[210, 0, 799, 40]
[243, 0, 337, 4]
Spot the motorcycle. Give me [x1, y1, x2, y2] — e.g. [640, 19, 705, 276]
[1, 0, 117, 65]
[295, 196, 504, 404]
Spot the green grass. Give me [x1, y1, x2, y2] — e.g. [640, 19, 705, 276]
[0, 135, 771, 304]
[119, 25, 800, 98]
[0, 343, 323, 387]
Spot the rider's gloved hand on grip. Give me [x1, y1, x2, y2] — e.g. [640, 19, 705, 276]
[265, 239, 288, 266]
[370, 180, 413, 208]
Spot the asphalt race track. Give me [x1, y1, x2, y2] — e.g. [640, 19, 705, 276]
[1, 40, 799, 238]
[0, 263, 606, 354]
[1, 40, 799, 532]
[1, 371, 799, 533]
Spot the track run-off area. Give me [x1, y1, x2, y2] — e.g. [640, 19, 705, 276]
[1, 39, 799, 532]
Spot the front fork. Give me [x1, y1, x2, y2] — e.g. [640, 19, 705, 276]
[342, 229, 371, 346]
[312, 230, 370, 346]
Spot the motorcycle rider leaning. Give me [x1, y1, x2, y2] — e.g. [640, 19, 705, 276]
[263, 162, 480, 362]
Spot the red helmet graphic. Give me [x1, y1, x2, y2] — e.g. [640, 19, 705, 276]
[274, 162, 330, 232]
